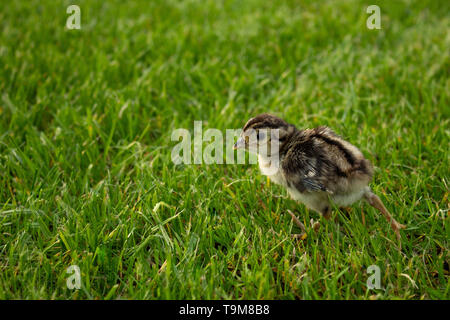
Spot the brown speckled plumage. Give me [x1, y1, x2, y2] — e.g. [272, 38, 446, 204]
[236, 114, 406, 241]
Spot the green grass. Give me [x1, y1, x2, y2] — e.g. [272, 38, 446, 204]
[0, 0, 448, 299]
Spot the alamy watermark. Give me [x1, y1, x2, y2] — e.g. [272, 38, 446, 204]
[171, 121, 281, 174]
[66, 5, 81, 30]
[64, 5, 380, 31]
[66, 265, 81, 290]
[366, 5, 381, 30]
[366, 265, 381, 290]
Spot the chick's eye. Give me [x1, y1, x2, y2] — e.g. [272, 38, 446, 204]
[257, 131, 265, 140]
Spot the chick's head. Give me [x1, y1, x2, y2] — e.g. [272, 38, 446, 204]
[234, 114, 295, 158]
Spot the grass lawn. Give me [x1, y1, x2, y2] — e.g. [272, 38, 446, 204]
[0, 0, 448, 299]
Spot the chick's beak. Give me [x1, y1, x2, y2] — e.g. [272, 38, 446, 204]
[233, 136, 245, 150]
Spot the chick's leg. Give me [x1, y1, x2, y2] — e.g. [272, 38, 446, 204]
[321, 205, 332, 220]
[364, 190, 406, 240]
[305, 204, 330, 232]
[287, 209, 306, 236]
